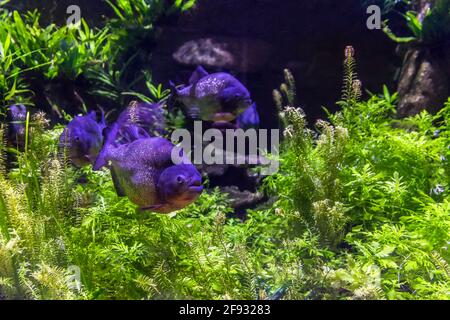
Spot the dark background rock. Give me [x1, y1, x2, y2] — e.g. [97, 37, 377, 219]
[220, 186, 266, 219]
[172, 36, 272, 73]
[397, 47, 449, 117]
[396, 0, 450, 117]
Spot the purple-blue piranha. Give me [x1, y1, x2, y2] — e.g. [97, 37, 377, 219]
[94, 101, 166, 169]
[171, 66, 253, 122]
[6, 104, 27, 149]
[93, 125, 203, 214]
[59, 111, 106, 168]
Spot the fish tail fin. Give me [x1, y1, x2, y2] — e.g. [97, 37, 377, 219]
[169, 80, 179, 97]
[151, 102, 168, 136]
[93, 122, 120, 171]
[100, 110, 106, 130]
[168, 81, 179, 113]
[120, 124, 150, 144]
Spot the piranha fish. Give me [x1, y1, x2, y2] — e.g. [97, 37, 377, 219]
[171, 66, 253, 122]
[115, 101, 166, 138]
[93, 124, 203, 213]
[94, 101, 166, 169]
[6, 104, 27, 149]
[59, 111, 106, 168]
[236, 103, 260, 130]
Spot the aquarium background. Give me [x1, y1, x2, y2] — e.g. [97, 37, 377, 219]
[9, 0, 405, 125]
[0, 0, 449, 300]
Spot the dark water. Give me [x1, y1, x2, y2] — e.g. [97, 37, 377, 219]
[12, 0, 402, 128]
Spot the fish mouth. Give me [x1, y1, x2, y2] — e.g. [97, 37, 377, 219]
[188, 179, 203, 193]
[213, 112, 235, 122]
[188, 186, 203, 193]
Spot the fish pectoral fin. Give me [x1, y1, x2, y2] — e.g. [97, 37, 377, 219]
[110, 167, 126, 197]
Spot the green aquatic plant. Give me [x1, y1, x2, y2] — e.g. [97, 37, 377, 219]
[0, 115, 85, 299]
[0, 10, 110, 80]
[86, 51, 142, 104]
[0, 3, 195, 116]
[107, 0, 196, 28]
[273, 69, 297, 131]
[0, 33, 30, 109]
[122, 71, 171, 103]
[340, 46, 361, 107]
[263, 47, 450, 299]
[0, 117, 279, 299]
[331, 99, 450, 298]
[86, 51, 170, 113]
[267, 69, 350, 249]
[106, 0, 197, 57]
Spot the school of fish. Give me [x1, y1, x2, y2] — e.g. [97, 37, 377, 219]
[5, 66, 260, 214]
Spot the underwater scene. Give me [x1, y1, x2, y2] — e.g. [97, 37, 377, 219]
[0, 0, 449, 301]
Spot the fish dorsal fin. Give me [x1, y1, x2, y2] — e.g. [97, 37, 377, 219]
[87, 111, 97, 121]
[189, 66, 209, 84]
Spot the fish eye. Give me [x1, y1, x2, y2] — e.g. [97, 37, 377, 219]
[74, 136, 80, 142]
[176, 175, 185, 184]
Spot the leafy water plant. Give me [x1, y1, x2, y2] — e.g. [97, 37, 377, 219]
[107, 0, 196, 28]
[264, 47, 450, 299]
[86, 53, 170, 107]
[0, 32, 31, 109]
[0, 3, 185, 118]
[105, 0, 197, 61]
[267, 71, 350, 249]
[0, 10, 110, 80]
